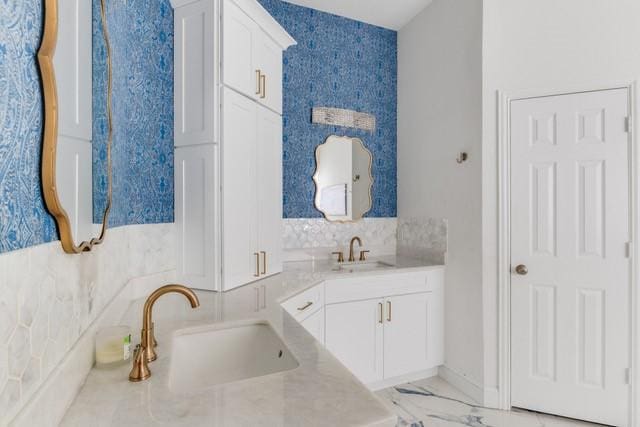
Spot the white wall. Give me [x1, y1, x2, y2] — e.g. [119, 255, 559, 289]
[482, 0, 640, 399]
[398, 0, 484, 391]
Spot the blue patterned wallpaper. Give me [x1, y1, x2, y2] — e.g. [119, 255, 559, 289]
[0, 1, 57, 253]
[0, 0, 174, 254]
[258, 0, 397, 218]
[93, 0, 174, 226]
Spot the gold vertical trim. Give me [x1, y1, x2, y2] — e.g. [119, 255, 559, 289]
[255, 69, 262, 95]
[38, 0, 113, 253]
[254, 253, 260, 277]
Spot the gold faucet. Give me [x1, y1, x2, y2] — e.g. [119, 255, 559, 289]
[129, 284, 200, 382]
[348, 236, 363, 262]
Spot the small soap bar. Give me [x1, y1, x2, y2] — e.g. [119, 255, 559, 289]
[95, 326, 131, 368]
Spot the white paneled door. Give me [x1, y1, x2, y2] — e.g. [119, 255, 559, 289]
[510, 89, 630, 426]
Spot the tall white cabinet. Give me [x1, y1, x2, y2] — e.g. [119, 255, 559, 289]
[173, 0, 295, 291]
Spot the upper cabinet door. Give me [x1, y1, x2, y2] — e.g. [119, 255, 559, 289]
[222, 0, 258, 98]
[175, 0, 216, 147]
[257, 106, 283, 277]
[222, 88, 259, 290]
[254, 33, 283, 114]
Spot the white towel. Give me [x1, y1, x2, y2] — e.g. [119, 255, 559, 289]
[319, 183, 347, 216]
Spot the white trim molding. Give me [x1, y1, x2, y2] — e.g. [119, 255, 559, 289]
[496, 89, 512, 412]
[630, 80, 640, 427]
[497, 81, 640, 427]
[438, 366, 484, 405]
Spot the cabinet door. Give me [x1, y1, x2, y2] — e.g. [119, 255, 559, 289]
[300, 308, 324, 344]
[254, 31, 283, 114]
[175, 145, 218, 291]
[222, 89, 258, 290]
[256, 106, 283, 277]
[174, 0, 216, 146]
[325, 299, 384, 384]
[222, 0, 258, 98]
[383, 292, 432, 378]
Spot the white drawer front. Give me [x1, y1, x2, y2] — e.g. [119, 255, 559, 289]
[325, 271, 433, 305]
[282, 284, 324, 321]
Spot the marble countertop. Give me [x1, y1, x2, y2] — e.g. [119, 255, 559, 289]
[61, 256, 444, 427]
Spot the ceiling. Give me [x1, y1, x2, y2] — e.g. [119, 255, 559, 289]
[282, 0, 433, 30]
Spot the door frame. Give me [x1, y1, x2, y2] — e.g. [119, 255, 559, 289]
[496, 80, 640, 426]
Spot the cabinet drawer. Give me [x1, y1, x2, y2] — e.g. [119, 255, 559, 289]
[281, 284, 324, 321]
[325, 271, 433, 305]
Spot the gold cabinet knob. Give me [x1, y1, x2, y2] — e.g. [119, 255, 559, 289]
[514, 264, 528, 276]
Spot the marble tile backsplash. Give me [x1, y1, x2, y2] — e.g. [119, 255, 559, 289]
[283, 218, 398, 260]
[0, 223, 176, 425]
[397, 217, 448, 264]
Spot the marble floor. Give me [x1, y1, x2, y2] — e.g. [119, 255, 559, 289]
[376, 377, 606, 427]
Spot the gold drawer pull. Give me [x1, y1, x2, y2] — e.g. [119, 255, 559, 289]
[378, 302, 384, 324]
[260, 74, 266, 98]
[255, 70, 262, 95]
[254, 253, 260, 277]
[297, 301, 313, 311]
[387, 301, 392, 322]
[261, 251, 267, 275]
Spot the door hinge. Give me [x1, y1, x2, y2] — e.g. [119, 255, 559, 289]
[625, 116, 631, 133]
[626, 242, 632, 258]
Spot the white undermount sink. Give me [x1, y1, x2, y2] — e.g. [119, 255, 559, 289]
[333, 260, 394, 272]
[168, 320, 298, 393]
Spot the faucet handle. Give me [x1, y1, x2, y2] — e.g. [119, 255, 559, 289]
[129, 344, 151, 382]
[332, 251, 345, 263]
[359, 250, 370, 261]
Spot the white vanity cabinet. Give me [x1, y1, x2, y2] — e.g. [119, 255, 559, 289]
[300, 308, 325, 343]
[174, 0, 295, 291]
[325, 298, 385, 384]
[324, 268, 444, 389]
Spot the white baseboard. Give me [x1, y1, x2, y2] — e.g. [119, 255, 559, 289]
[482, 386, 501, 409]
[368, 367, 439, 391]
[437, 365, 484, 405]
[10, 270, 176, 427]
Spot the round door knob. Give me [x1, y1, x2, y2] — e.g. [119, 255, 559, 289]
[515, 264, 528, 275]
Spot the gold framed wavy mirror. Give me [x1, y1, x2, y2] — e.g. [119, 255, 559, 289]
[313, 135, 373, 222]
[38, 0, 113, 253]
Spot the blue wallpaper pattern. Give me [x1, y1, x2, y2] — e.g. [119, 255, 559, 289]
[0, 1, 57, 253]
[93, 0, 174, 226]
[258, 0, 397, 218]
[0, 0, 174, 254]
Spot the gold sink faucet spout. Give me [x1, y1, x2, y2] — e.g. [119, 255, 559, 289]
[348, 236, 363, 262]
[129, 284, 200, 382]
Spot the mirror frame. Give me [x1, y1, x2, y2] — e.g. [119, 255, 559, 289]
[38, 0, 113, 253]
[313, 135, 373, 223]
